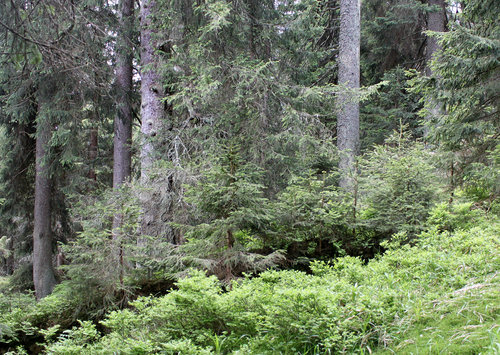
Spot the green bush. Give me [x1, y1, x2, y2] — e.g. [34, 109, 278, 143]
[427, 200, 485, 232]
[0, 291, 37, 344]
[0, 281, 101, 351]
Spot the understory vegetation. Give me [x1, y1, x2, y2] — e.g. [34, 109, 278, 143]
[1, 200, 499, 354]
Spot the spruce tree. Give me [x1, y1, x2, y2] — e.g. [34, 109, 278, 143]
[423, 0, 499, 198]
[424, 0, 446, 76]
[139, 0, 174, 241]
[0, 0, 113, 295]
[424, 0, 447, 139]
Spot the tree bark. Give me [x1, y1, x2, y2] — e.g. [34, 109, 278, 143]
[140, 0, 164, 183]
[424, 0, 446, 141]
[425, 0, 446, 76]
[337, 0, 360, 190]
[88, 126, 98, 181]
[139, 0, 175, 241]
[33, 104, 57, 300]
[112, 0, 134, 280]
[247, 0, 257, 59]
[113, 0, 134, 189]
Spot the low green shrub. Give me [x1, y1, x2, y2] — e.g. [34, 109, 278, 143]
[0, 292, 37, 344]
[43, 219, 499, 354]
[0, 280, 105, 351]
[427, 200, 487, 232]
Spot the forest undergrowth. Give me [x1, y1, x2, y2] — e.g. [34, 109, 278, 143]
[1, 205, 498, 354]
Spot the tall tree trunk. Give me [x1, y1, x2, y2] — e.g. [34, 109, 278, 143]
[33, 105, 57, 300]
[140, 0, 163, 183]
[337, 0, 360, 190]
[113, 0, 134, 283]
[425, 0, 446, 76]
[140, 0, 174, 241]
[424, 0, 446, 140]
[113, 0, 134, 189]
[247, 0, 257, 59]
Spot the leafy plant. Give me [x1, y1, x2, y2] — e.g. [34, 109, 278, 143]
[0, 292, 37, 344]
[427, 200, 485, 232]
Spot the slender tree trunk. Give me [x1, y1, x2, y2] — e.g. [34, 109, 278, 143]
[247, 0, 257, 59]
[112, 0, 134, 282]
[5, 236, 14, 275]
[337, 0, 360, 190]
[88, 126, 98, 181]
[113, 0, 134, 189]
[33, 105, 57, 300]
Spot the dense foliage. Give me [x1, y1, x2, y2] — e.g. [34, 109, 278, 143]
[1, 210, 498, 353]
[0, 0, 498, 353]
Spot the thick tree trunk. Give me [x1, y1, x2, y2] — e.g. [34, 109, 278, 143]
[139, 0, 175, 242]
[337, 0, 360, 190]
[140, 0, 164, 182]
[113, 0, 134, 189]
[33, 106, 57, 300]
